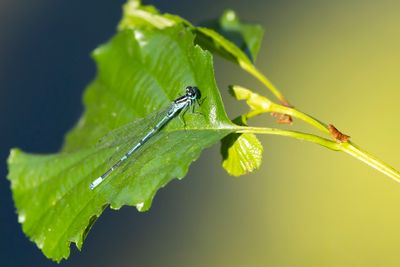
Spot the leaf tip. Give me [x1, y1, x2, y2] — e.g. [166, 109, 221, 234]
[136, 202, 145, 211]
[7, 148, 22, 165]
[221, 9, 238, 24]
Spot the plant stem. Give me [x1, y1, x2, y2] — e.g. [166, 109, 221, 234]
[237, 126, 340, 150]
[236, 126, 400, 183]
[270, 103, 329, 134]
[341, 142, 400, 183]
[234, 85, 329, 135]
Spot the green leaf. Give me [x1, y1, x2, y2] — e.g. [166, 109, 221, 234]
[221, 85, 266, 177]
[201, 9, 264, 62]
[219, 10, 264, 61]
[221, 132, 263, 176]
[229, 85, 273, 112]
[221, 115, 263, 176]
[7, 25, 235, 262]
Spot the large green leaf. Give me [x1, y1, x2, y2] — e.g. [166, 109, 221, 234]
[7, 25, 235, 261]
[117, 0, 266, 177]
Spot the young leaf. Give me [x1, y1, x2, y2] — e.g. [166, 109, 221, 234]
[201, 9, 264, 62]
[219, 10, 264, 61]
[230, 85, 273, 112]
[221, 110, 263, 177]
[221, 113, 263, 178]
[7, 25, 235, 261]
[221, 132, 263, 176]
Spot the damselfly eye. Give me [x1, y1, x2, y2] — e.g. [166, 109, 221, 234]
[185, 86, 201, 99]
[192, 87, 201, 99]
[185, 86, 193, 94]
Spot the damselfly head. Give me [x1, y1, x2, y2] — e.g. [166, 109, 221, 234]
[185, 86, 201, 100]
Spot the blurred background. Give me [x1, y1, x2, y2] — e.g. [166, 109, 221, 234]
[1, 0, 400, 266]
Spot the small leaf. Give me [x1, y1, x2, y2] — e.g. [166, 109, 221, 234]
[229, 85, 272, 112]
[7, 25, 235, 261]
[201, 9, 264, 62]
[219, 10, 264, 61]
[221, 132, 263, 176]
[221, 116, 263, 176]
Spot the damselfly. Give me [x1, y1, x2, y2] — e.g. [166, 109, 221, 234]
[90, 86, 201, 190]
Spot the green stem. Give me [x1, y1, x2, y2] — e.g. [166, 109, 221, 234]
[236, 126, 400, 183]
[235, 85, 329, 135]
[270, 103, 330, 134]
[237, 126, 340, 150]
[341, 142, 400, 183]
